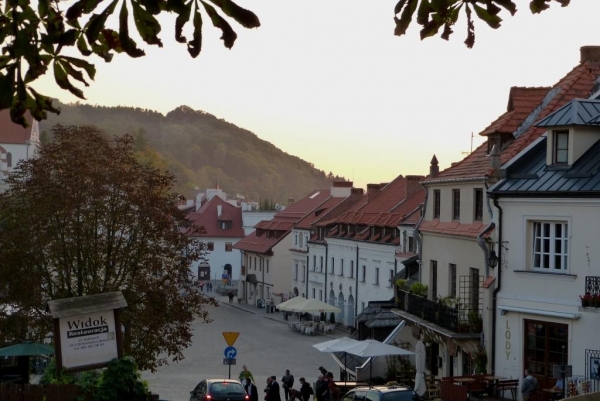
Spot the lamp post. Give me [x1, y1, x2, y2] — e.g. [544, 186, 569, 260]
[488, 248, 499, 268]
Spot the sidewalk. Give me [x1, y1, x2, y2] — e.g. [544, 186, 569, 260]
[212, 293, 347, 339]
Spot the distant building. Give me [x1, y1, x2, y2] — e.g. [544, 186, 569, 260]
[0, 111, 41, 191]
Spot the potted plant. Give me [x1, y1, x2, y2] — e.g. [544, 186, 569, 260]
[580, 293, 593, 307]
[468, 310, 483, 333]
[470, 345, 488, 374]
[410, 282, 428, 297]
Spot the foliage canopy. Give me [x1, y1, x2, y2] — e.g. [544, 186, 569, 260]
[0, 0, 568, 125]
[0, 125, 215, 371]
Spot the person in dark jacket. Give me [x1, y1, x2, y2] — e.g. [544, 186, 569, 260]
[267, 376, 282, 401]
[315, 374, 328, 401]
[247, 378, 259, 401]
[282, 369, 295, 401]
[299, 377, 314, 401]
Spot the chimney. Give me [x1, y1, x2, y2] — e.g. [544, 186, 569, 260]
[331, 180, 353, 197]
[430, 155, 439, 177]
[217, 204, 222, 217]
[580, 46, 600, 63]
[366, 184, 382, 202]
[351, 188, 364, 196]
[405, 175, 425, 199]
[489, 144, 501, 177]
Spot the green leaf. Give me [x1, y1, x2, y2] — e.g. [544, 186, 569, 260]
[38, 0, 50, 18]
[174, 0, 192, 43]
[187, 4, 202, 57]
[119, 1, 146, 57]
[24, 55, 49, 83]
[77, 35, 93, 56]
[201, 0, 236, 49]
[67, 0, 101, 21]
[416, 0, 430, 25]
[59, 29, 79, 46]
[0, 70, 15, 109]
[464, 4, 475, 48]
[28, 87, 61, 115]
[62, 56, 96, 80]
[493, 0, 517, 15]
[53, 60, 85, 98]
[85, 0, 118, 44]
[131, 1, 163, 46]
[139, 0, 162, 15]
[58, 59, 89, 86]
[206, 0, 260, 28]
[394, 0, 418, 36]
[472, 3, 502, 29]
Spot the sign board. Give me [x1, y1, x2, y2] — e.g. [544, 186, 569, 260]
[224, 346, 237, 359]
[59, 311, 118, 369]
[222, 332, 239, 346]
[223, 358, 237, 365]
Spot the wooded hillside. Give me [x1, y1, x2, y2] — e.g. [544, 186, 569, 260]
[40, 103, 345, 202]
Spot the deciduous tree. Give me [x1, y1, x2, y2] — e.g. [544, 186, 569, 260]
[0, 125, 215, 371]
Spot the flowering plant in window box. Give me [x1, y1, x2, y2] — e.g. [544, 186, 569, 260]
[580, 292, 593, 307]
[593, 294, 600, 308]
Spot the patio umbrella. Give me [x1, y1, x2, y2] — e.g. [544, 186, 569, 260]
[313, 337, 362, 385]
[0, 341, 55, 357]
[276, 296, 307, 310]
[344, 339, 414, 386]
[280, 298, 341, 313]
[413, 339, 427, 396]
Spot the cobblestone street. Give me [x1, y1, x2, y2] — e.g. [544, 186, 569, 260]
[142, 294, 343, 401]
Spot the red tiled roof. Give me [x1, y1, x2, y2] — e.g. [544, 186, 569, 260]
[419, 220, 487, 238]
[233, 229, 286, 254]
[426, 61, 600, 181]
[360, 175, 408, 213]
[186, 196, 244, 238]
[295, 197, 346, 229]
[0, 110, 35, 144]
[275, 189, 331, 221]
[255, 220, 295, 231]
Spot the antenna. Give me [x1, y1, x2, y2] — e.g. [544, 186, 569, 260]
[461, 132, 474, 155]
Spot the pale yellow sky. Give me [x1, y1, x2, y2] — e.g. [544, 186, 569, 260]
[35, 1, 600, 189]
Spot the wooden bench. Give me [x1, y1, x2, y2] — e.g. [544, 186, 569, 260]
[496, 379, 519, 400]
[466, 381, 490, 401]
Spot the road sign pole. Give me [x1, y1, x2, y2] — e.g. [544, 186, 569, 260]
[228, 361, 231, 379]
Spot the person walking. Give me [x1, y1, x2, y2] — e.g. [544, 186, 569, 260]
[299, 377, 314, 401]
[267, 376, 282, 401]
[521, 369, 538, 401]
[239, 365, 255, 388]
[228, 290, 234, 303]
[315, 374, 328, 401]
[282, 369, 295, 401]
[325, 373, 339, 401]
[247, 378, 259, 401]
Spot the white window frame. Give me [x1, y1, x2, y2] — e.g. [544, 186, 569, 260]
[531, 220, 569, 272]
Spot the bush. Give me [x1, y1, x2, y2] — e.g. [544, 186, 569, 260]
[410, 282, 428, 297]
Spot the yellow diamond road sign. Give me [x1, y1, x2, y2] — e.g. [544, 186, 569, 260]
[222, 332, 239, 346]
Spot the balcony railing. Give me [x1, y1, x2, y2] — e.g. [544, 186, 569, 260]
[585, 276, 600, 296]
[396, 290, 481, 334]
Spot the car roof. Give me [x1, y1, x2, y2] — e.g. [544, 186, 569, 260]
[351, 386, 413, 393]
[206, 379, 242, 384]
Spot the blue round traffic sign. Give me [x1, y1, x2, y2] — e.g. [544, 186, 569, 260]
[224, 346, 237, 359]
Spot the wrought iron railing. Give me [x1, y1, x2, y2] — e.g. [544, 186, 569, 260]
[585, 276, 600, 296]
[396, 290, 481, 333]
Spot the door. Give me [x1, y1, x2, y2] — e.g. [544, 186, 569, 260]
[524, 319, 568, 391]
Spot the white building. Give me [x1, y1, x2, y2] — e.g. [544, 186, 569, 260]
[0, 111, 41, 191]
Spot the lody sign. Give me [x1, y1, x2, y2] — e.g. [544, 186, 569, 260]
[47, 291, 127, 373]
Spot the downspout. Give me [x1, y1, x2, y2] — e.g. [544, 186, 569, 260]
[306, 246, 310, 298]
[355, 245, 359, 317]
[240, 250, 247, 303]
[257, 254, 265, 302]
[491, 195, 503, 375]
[413, 187, 429, 283]
[477, 178, 496, 277]
[324, 244, 329, 303]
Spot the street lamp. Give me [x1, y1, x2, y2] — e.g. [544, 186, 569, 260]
[488, 248, 498, 268]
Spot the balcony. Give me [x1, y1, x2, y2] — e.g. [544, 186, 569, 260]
[395, 290, 482, 334]
[581, 276, 600, 307]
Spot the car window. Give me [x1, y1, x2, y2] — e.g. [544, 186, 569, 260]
[354, 390, 367, 401]
[381, 391, 414, 401]
[195, 381, 206, 394]
[210, 382, 246, 395]
[366, 391, 379, 401]
[342, 391, 355, 401]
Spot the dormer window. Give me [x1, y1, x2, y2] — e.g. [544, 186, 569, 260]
[553, 130, 569, 164]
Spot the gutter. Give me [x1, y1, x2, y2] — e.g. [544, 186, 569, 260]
[413, 186, 429, 283]
[491, 195, 503, 375]
[324, 243, 328, 303]
[476, 178, 496, 277]
[355, 245, 359, 319]
[306, 246, 309, 298]
[422, 176, 486, 185]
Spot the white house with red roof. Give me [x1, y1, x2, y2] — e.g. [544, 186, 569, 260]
[399, 46, 600, 379]
[0, 111, 41, 191]
[186, 195, 245, 282]
[307, 175, 425, 328]
[235, 185, 352, 307]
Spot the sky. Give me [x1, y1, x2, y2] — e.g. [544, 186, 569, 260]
[34, 1, 600, 189]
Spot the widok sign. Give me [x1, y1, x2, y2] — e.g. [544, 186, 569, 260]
[59, 310, 118, 369]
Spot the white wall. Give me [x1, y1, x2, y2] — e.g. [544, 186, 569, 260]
[242, 211, 276, 235]
[189, 236, 242, 281]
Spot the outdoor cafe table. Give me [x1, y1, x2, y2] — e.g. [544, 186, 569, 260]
[543, 388, 562, 401]
[454, 378, 476, 384]
[484, 376, 507, 397]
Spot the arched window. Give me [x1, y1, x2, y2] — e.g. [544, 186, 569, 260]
[6, 152, 12, 168]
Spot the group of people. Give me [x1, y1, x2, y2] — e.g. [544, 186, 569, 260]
[237, 365, 338, 401]
[199, 281, 213, 292]
[521, 369, 564, 401]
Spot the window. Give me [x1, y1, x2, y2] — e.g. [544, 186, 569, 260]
[225, 242, 232, 252]
[6, 152, 12, 168]
[220, 221, 232, 229]
[330, 257, 334, 274]
[207, 242, 214, 251]
[431, 261, 437, 299]
[312, 288, 316, 299]
[319, 290, 323, 301]
[389, 269, 394, 288]
[266, 260, 269, 274]
[553, 130, 569, 164]
[524, 320, 568, 386]
[408, 237, 414, 253]
[532, 221, 569, 271]
[340, 259, 344, 276]
[449, 263, 457, 298]
[474, 188, 483, 221]
[294, 233, 298, 245]
[361, 265, 366, 282]
[374, 268, 379, 285]
[433, 189, 441, 219]
[350, 261, 354, 278]
[452, 189, 460, 220]
[313, 255, 317, 271]
[320, 256, 324, 273]
[294, 263, 298, 280]
[299, 234, 304, 248]
[301, 265, 305, 282]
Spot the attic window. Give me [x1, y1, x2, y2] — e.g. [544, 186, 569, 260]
[553, 130, 569, 164]
[309, 191, 321, 199]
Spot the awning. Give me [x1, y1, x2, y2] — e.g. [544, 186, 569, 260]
[245, 274, 258, 284]
[497, 305, 581, 320]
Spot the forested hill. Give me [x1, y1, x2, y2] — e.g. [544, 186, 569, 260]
[40, 103, 345, 202]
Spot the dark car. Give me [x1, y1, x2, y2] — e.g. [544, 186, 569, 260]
[190, 379, 250, 401]
[341, 385, 420, 401]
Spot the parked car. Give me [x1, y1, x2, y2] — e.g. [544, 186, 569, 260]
[190, 379, 249, 401]
[341, 385, 420, 401]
